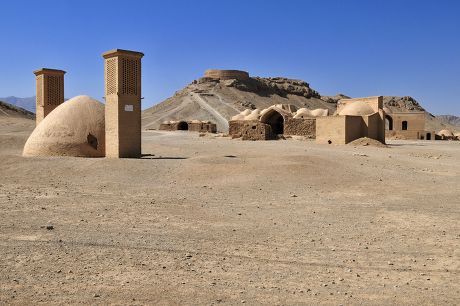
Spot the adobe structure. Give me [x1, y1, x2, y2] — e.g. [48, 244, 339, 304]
[33, 68, 66, 126]
[384, 109, 435, 140]
[204, 69, 250, 81]
[103, 49, 144, 158]
[316, 96, 385, 145]
[159, 120, 217, 133]
[23, 95, 105, 157]
[229, 104, 328, 140]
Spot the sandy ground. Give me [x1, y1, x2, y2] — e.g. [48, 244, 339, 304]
[0, 118, 459, 305]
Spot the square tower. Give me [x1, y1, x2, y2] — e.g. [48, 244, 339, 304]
[103, 49, 144, 158]
[33, 68, 66, 125]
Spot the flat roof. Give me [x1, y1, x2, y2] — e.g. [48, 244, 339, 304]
[33, 68, 66, 75]
[102, 49, 144, 58]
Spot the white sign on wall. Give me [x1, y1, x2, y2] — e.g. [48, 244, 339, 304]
[124, 104, 134, 112]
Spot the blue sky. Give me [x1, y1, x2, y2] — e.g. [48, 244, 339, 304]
[0, 0, 459, 115]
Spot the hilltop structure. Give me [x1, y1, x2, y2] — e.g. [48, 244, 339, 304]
[204, 69, 250, 81]
[33, 68, 65, 125]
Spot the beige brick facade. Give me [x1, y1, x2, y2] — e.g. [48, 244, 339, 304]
[103, 49, 144, 158]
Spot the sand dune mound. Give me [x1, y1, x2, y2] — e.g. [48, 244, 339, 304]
[348, 137, 387, 147]
[23, 95, 105, 157]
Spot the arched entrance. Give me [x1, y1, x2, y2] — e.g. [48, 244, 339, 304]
[426, 133, 431, 140]
[402, 121, 408, 130]
[177, 121, 188, 130]
[385, 115, 393, 130]
[260, 109, 284, 134]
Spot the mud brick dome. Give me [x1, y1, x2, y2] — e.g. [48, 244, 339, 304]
[338, 100, 376, 116]
[204, 69, 250, 80]
[23, 95, 105, 157]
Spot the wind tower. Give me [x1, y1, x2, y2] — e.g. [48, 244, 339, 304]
[103, 49, 144, 158]
[33, 68, 65, 125]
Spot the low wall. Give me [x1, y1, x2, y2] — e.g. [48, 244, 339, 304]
[189, 122, 217, 133]
[229, 120, 274, 140]
[284, 118, 316, 138]
[159, 121, 216, 133]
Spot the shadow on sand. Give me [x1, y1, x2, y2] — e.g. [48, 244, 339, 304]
[140, 153, 188, 160]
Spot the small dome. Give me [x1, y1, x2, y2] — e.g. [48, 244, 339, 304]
[241, 109, 251, 116]
[338, 101, 375, 116]
[310, 109, 329, 117]
[437, 129, 454, 137]
[294, 108, 328, 118]
[244, 113, 260, 120]
[231, 114, 245, 120]
[23, 95, 105, 157]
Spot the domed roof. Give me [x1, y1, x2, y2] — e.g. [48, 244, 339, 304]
[23, 95, 105, 157]
[437, 129, 454, 137]
[310, 108, 329, 117]
[241, 109, 251, 116]
[293, 108, 328, 118]
[231, 114, 245, 120]
[338, 101, 376, 116]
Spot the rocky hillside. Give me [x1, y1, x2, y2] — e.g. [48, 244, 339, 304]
[142, 76, 337, 132]
[436, 115, 460, 127]
[383, 96, 425, 112]
[143, 74, 458, 133]
[0, 96, 36, 113]
[0, 101, 34, 119]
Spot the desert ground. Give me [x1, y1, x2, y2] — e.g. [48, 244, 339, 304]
[0, 117, 459, 305]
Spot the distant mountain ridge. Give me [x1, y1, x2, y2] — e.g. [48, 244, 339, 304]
[0, 100, 34, 119]
[0, 96, 35, 113]
[436, 115, 460, 127]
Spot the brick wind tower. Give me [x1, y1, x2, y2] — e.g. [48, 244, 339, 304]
[33, 68, 66, 125]
[103, 49, 144, 158]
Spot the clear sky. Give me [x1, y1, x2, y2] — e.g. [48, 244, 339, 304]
[0, 0, 459, 115]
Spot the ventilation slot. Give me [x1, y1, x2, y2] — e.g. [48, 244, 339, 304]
[106, 58, 117, 95]
[36, 75, 43, 106]
[46, 75, 63, 105]
[121, 58, 139, 96]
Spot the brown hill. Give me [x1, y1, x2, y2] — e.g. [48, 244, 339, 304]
[142, 77, 337, 132]
[142, 75, 457, 133]
[0, 100, 34, 119]
[436, 115, 460, 127]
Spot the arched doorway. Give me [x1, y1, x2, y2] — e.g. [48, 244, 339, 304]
[402, 121, 408, 130]
[177, 121, 188, 130]
[260, 109, 284, 134]
[426, 133, 431, 140]
[385, 115, 393, 130]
